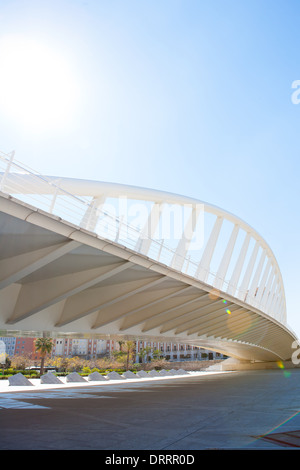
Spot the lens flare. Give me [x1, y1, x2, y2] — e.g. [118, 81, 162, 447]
[226, 311, 254, 336]
[276, 361, 291, 378]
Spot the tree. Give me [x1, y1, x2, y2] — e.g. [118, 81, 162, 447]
[152, 349, 163, 360]
[3, 354, 11, 369]
[138, 347, 147, 363]
[11, 353, 32, 371]
[1, 354, 11, 375]
[123, 341, 135, 370]
[34, 337, 53, 375]
[138, 346, 152, 363]
[47, 356, 65, 372]
[66, 356, 83, 372]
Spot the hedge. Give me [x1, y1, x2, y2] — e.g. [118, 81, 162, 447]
[0, 367, 140, 379]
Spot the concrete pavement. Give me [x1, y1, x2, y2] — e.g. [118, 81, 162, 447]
[1, 369, 300, 450]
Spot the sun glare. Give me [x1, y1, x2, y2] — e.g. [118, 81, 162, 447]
[0, 35, 80, 134]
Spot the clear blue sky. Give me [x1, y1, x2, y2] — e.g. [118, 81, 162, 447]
[0, 0, 299, 337]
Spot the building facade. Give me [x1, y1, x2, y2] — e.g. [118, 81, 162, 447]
[51, 338, 109, 358]
[0, 336, 43, 361]
[0, 336, 225, 362]
[135, 340, 224, 362]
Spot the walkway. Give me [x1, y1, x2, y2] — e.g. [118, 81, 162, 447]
[1, 369, 300, 449]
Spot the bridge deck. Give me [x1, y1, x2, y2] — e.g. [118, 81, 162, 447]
[0, 192, 296, 362]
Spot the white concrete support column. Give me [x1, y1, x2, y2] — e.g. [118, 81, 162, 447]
[238, 241, 260, 301]
[48, 179, 62, 214]
[156, 239, 165, 263]
[171, 204, 202, 272]
[0, 151, 15, 192]
[248, 250, 267, 302]
[196, 216, 223, 282]
[80, 195, 106, 232]
[214, 224, 239, 291]
[135, 202, 164, 256]
[255, 259, 272, 305]
[227, 232, 251, 296]
[260, 266, 276, 309]
[114, 216, 124, 243]
[269, 289, 279, 315]
[273, 290, 282, 318]
[269, 282, 280, 315]
[280, 299, 286, 323]
[265, 273, 278, 313]
[277, 298, 284, 321]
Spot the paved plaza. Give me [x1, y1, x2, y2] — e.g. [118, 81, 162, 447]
[1, 368, 300, 450]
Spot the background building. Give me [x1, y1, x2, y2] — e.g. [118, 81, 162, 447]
[0, 336, 226, 362]
[51, 338, 110, 358]
[0, 337, 16, 357]
[135, 340, 225, 362]
[0, 336, 43, 361]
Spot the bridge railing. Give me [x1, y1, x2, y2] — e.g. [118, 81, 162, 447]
[0, 150, 286, 325]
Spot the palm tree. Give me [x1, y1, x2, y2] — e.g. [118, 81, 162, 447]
[34, 337, 53, 375]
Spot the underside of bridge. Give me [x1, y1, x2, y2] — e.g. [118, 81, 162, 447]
[0, 192, 296, 363]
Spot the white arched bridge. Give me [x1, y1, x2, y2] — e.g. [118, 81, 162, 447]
[0, 151, 297, 363]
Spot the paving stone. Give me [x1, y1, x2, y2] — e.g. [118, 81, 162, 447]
[66, 372, 87, 383]
[148, 370, 160, 377]
[8, 373, 33, 386]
